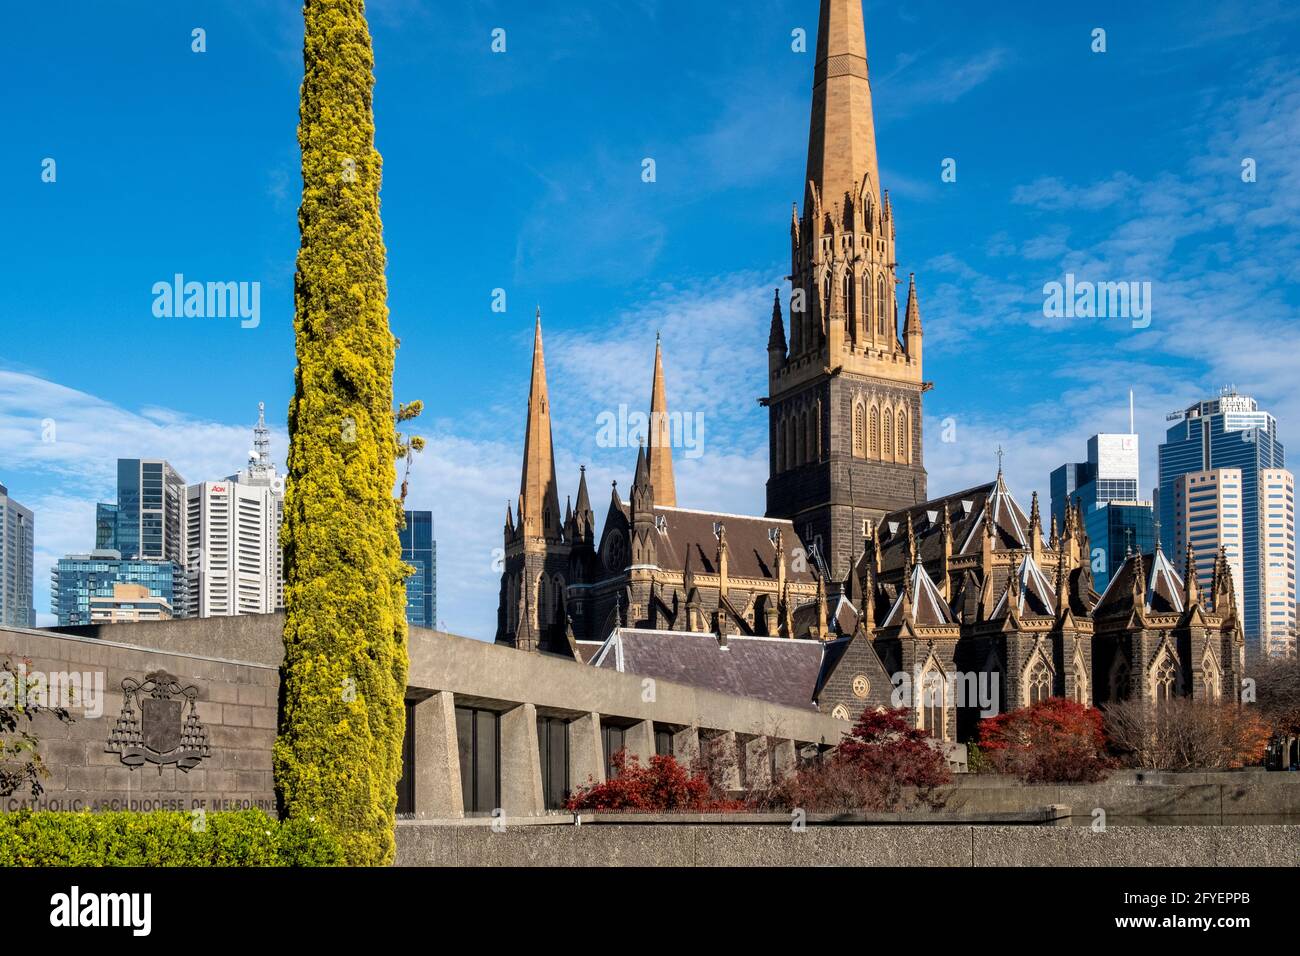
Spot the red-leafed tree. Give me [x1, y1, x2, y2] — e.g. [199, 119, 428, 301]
[565, 750, 743, 812]
[978, 698, 1111, 783]
[754, 708, 952, 812]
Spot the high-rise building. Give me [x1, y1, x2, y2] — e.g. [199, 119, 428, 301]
[98, 459, 188, 566]
[1259, 468, 1296, 656]
[0, 483, 36, 627]
[763, 0, 927, 581]
[186, 404, 285, 618]
[89, 582, 173, 623]
[1050, 431, 1151, 591]
[51, 550, 183, 626]
[1172, 469, 1245, 612]
[400, 510, 436, 628]
[1159, 389, 1286, 651]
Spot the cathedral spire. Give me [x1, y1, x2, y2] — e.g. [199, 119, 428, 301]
[647, 334, 677, 507]
[518, 309, 562, 540]
[804, 0, 880, 216]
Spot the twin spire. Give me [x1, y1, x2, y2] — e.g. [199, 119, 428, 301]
[516, 313, 678, 537]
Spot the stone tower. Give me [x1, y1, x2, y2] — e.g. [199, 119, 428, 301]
[765, 0, 928, 583]
[496, 310, 572, 653]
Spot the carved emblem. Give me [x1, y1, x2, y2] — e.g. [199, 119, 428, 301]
[106, 670, 210, 772]
[831, 704, 851, 721]
[852, 675, 870, 699]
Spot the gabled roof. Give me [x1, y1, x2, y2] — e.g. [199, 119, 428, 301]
[990, 553, 1056, 619]
[882, 562, 955, 627]
[1095, 546, 1186, 616]
[648, 507, 817, 584]
[589, 628, 824, 710]
[957, 472, 1034, 556]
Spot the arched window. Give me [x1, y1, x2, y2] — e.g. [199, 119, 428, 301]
[552, 575, 566, 624]
[1110, 655, 1131, 702]
[536, 575, 548, 628]
[869, 406, 880, 458]
[776, 416, 786, 472]
[882, 409, 894, 463]
[919, 666, 946, 740]
[852, 404, 865, 458]
[804, 408, 815, 463]
[1201, 652, 1221, 701]
[896, 409, 908, 462]
[877, 276, 888, 335]
[1153, 653, 1178, 703]
[790, 414, 802, 468]
[1073, 653, 1089, 704]
[1025, 656, 1053, 705]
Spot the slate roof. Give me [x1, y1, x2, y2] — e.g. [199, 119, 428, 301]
[991, 553, 1057, 619]
[881, 562, 956, 627]
[589, 628, 825, 710]
[649, 507, 816, 584]
[1095, 546, 1187, 616]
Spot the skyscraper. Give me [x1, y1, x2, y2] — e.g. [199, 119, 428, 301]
[764, 0, 927, 581]
[0, 483, 35, 628]
[99, 458, 188, 566]
[1259, 468, 1296, 656]
[51, 550, 182, 626]
[1159, 389, 1286, 651]
[1050, 431, 1152, 592]
[186, 403, 285, 618]
[400, 510, 436, 628]
[1172, 469, 1245, 612]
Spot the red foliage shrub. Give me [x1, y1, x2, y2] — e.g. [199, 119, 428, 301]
[565, 750, 743, 812]
[978, 698, 1111, 783]
[755, 708, 952, 812]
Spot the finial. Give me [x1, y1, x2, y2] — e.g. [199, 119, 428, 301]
[996, 445, 1004, 475]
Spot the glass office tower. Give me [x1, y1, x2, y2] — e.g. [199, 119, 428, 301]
[98, 459, 188, 566]
[1158, 390, 1285, 652]
[1050, 433, 1151, 591]
[0, 483, 36, 627]
[400, 510, 436, 628]
[51, 550, 183, 626]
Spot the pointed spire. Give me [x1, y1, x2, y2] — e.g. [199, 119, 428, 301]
[1049, 512, 1059, 549]
[804, 0, 880, 216]
[767, 289, 787, 355]
[1184, 543, 1202, 606]
[903, 273, 922, 334]
[518, 311, 562, 540]
[646, 335, 677, 507]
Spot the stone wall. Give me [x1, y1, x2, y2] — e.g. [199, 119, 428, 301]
[395, 820, 1299, 867]
[0, 625, 277, 814]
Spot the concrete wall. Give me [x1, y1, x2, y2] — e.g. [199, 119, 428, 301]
[0, 625, 276, 813]
[395, 821, 1300, 867]
[2, 616, 849, 817]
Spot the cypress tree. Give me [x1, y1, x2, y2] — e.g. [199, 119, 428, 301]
[275, 0, 408, 866]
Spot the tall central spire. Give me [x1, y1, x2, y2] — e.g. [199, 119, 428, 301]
[804, 0, 881, 216]
[647, 334, 677, 507]
[519, 309, 562, 539]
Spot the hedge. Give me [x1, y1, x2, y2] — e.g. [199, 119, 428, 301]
[0, 810, 342, 866]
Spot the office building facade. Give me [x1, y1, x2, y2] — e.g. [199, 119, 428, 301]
[1050, 433, 1151, 592]
[1259, 468, 1296, 656]
[0, 483, 36, 627]
[51, 550, 184, 626]
[401, 510, 436, 628]
[1172, 469, 1245, 614]
[98, 459, 188, 566]
[185, 480, 281, 618]
[1159, 391, 1286, 651]
[89, 582, 173, 623]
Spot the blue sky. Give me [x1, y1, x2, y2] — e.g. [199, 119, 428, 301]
[3, 0, 1299, 635]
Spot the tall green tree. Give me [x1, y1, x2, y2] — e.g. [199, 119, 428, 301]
[275, 0, 408, 866]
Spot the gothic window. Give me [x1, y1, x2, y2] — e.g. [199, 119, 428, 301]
[777, 416, 786, 472]
[1109, 655, 1131, 702]
[553, 575, 566, 624]
[1025, 656, 1053, 705]
[869, 406, 880, 458]
[896, 409, 908, 462]
[789, 415, 799, 468]
[882, 408, 894, 463]
[1073, 653, 1089, 704]
[804, 408, 815, 463]
[852, 403, 865, 458]
[536, 574, 548, 628]
[1152, 652, 1178, 703]
[876, 276, 888, 336]
[1201, 651, 1221, 701]
[919, 666, 946, 740]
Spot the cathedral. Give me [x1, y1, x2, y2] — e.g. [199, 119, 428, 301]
[493, 0, 1245, 742]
